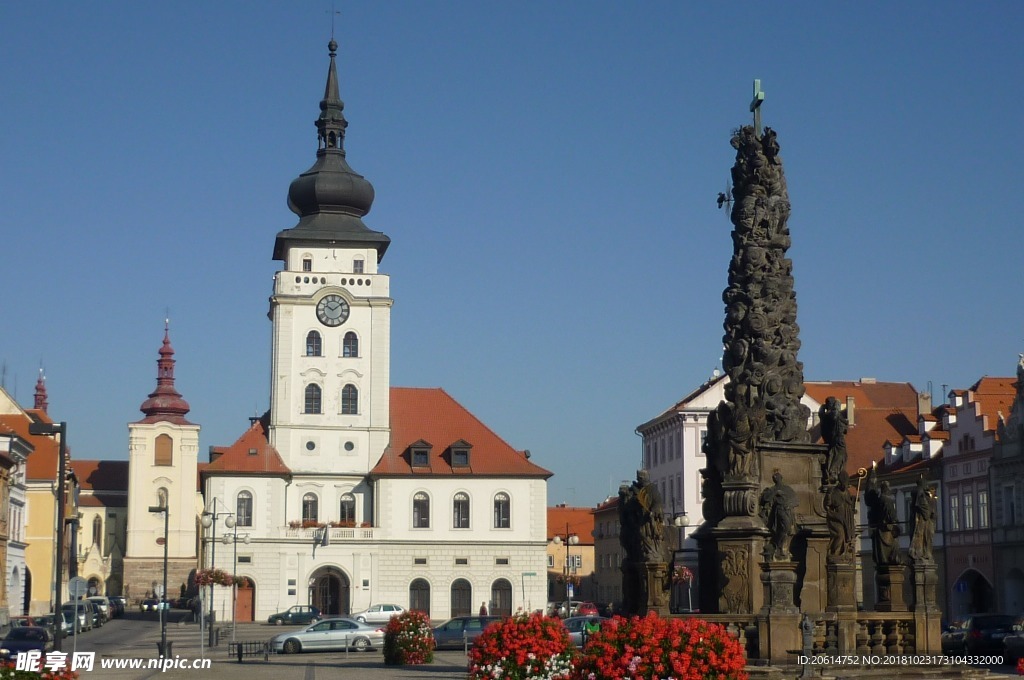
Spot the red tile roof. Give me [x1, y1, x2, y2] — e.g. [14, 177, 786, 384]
[203, 414, 291, 476]
[964, 376, 1016, 438]
[0, 412, 60, 480]
[371, 388, 551, 478]
[804, 381, 920, 473]
[548, 505, 595, 544]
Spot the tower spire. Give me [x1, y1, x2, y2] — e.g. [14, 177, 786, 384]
[275, 39, 390, 262]
[137, 320, 192, 424]
[33, 367, 48, 412]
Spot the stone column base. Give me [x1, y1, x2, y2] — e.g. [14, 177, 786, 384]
[874, 564, 908, 612]
[826, 559, 857, 612]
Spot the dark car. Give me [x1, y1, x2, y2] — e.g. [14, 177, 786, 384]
[961, 614, 1017, 654]
[433, 616, 501, 650]
[268, 605, 321, 626]
[1004, 620, 1024, 663]
[0, 627, 53, 659]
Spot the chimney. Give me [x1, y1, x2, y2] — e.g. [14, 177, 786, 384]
[208, 445, 223, 463]
[918, 391, 932, 417]
[845, 396, 856, 426]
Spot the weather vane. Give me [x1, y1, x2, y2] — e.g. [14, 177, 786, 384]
[328, 4, 340, 41]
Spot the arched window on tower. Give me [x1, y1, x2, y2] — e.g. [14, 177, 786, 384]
[341, 384, 358, 415]
[302, 493, 319, 524]
[343, 332, 359, 358]
[304, 384, 322, 414]
[306, 331, 322, 357]
[154, 434, 173, 466]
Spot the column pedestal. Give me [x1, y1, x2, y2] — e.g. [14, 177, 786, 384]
[874, 564, 908, 612]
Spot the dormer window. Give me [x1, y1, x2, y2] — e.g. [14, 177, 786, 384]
[409, 439, 432, 467]
[450, 440, 472, 467]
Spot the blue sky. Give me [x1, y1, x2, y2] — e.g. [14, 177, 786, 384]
[2, 2, 1022, 508]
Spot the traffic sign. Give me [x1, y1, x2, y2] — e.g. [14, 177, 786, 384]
[68, 576, 88, 599]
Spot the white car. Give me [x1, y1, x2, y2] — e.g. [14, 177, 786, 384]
[351, 604, 405, 624]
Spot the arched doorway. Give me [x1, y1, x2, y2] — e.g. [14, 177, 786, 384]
[1005, 568, 1024, 614]
[450, 579, 471, 617]
[491, 578, 513, 617]
[951, 569, 994, 620]
[87, 576, 102, 597]
[234, 577, 255, 622]
[409, 579, 430, 616]
[309, 567, 349, 617]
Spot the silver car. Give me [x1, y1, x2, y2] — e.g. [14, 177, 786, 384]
[351, 603, 405, 624]
[270, 617, 384, 654]
[562, 616, 607, 647]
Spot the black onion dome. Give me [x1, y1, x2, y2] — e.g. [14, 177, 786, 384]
[274, 39, 390, 262]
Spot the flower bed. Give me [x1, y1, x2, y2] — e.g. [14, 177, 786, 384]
[574, 613, 748, 680]
[469, 612, 574, 679]
[383, 610, 435, 665]
[194, 568, 236, 586]
[0, 662, 79, 680]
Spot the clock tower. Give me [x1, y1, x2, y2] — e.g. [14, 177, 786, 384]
[269, 39, 392, 478]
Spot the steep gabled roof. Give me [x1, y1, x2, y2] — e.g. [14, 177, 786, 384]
[0, 412, 60, 480]
[371, 388, 551, 477]
[203, 414, 291, 477]
[805, 380, 920, 473]
[71, 460, 129, 507]
[964, 376, 1016, 438]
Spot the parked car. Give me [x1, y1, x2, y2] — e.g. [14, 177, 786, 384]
[109, 596, 126, 617]
[61, 601, 94, 632]
[433, 616, 502, 650]
[557, 601, 582, 618]
[562, 616, 607, 647]
[270, 617, 385, 654]
[961, 614, 1017, 654]
[1003, 619, 1024, 663]
[0, 627, 53, 659]
[88, 596, 112, 621]
[268, 605, 321, 626]
[351, 604, 405, 624]
[575, 602, 599, 617]
[941, 621, 965, 653]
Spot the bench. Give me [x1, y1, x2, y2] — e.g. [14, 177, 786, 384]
[228, 640, 270, 663]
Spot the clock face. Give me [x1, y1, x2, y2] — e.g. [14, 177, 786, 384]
[316, 294, 350, 327]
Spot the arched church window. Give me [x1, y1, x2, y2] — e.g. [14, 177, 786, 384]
[304, 384, 322, 414]
[341, 384, 358, 415]
[343, 332, 359, 358]
[155, 434, 173, 466]
[236, 491, 253, 527]
[306, 331, 323, 357]
[92, 515, 102, 547]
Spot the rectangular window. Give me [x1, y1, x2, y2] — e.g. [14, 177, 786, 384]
[963, 462, 972, 474]
[412, 450, 429, 467]
[302, 258, 312, 272]
[353, 259, 364, 274]
[414, 557, 427, 565]
[979, 490, 989, 529]
[455, 557, 468, 566]
[452, 449, 469, 466]
[963, 493, 974, 530]
[1005, 485, 1016, 525]
[950, 495, 960, 531]
[547, 555, 554, 568]
[238, 555, 252, 564]
[495, 557, 509, 566]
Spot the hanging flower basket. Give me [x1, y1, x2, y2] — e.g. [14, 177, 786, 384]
[556, 574, 581, 587]
[672, 565, 694, 584]
[195, 568, 236, 587]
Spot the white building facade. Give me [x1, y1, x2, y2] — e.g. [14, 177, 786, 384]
[201, 41, 550, 623]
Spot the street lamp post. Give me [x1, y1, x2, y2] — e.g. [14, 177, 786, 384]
[552, 524, 579, 617]
[200, 501, 234, 647]
[29, 421, 67, 652]
[222, 531, 250, 642]
[149, 503, 170, 656]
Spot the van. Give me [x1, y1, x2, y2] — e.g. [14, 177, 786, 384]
[61, 601, 95, 632]
[87, 596, 111, 623]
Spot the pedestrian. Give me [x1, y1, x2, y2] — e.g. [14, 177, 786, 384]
[479, 601, 488, 616]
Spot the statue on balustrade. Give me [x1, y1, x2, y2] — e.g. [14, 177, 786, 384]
[909, 474, 936, 564]
[864, 467, 902, 566]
